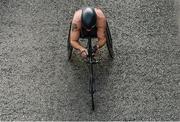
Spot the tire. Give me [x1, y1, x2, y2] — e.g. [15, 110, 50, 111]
[91, 93, 95, 110]
[67, 22, 73, 61]
[89, 64, 95, 110]
[106, 22, 114, 59]
[89, 76, 95, 94]
[89, 76, 95, 111]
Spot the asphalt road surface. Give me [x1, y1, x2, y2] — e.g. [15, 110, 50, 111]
[0, 0, 180, 121]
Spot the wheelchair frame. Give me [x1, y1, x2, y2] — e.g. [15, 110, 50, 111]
[67, 21, 114, 110]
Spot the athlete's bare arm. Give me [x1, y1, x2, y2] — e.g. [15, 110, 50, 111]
[95, 8, 107, 48]
[70, 10, 86, 52]
[70, 10, 88, 57]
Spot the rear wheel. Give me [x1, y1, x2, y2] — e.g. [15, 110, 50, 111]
[67, 23, 73, 61]
[106, 22, 114, 58]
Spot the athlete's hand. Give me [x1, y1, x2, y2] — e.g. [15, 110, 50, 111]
[79, 48, 88, 58]
[92, 45, 99, 56]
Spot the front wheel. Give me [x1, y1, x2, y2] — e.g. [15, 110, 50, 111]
[89, 76, 95, 111]
[91, 93, 95, 110]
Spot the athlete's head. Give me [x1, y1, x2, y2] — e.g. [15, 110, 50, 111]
[81, 7, 97, 31]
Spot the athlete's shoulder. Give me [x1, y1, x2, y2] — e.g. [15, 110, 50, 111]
[95, 8, 106, 19]
[73, 9, 82, 23]
[74, 9, 82, 19]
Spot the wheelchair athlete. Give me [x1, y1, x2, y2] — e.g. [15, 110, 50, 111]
[70, 7, 107, 58]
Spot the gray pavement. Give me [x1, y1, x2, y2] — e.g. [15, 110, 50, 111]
[0, 0, 180, 121]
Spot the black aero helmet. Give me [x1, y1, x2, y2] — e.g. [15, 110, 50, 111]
[81, 7, 97, 30]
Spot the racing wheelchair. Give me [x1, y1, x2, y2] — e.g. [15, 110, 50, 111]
[67, 21, 114, 110]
